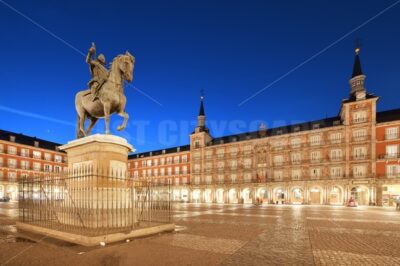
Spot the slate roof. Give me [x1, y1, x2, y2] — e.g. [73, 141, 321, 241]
[0, 129, 63, 152]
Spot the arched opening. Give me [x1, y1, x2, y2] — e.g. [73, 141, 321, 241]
[273, 188, 285, 204]
[181, 189, 189, 202]
[192, 189, 201, 203]
[0, 185, 4, 198]
[6, 185, 17, 201]
[228, 188, 238, 204]
[309, 187, 323, 204]
[351, 186, 369, 205]
[291, 188, 304, 204]
[329, 186, 343, 205]
[204, 189, 213, 203]
[242, 188, 252, 204]
[256, 187, 267, 204]
[173, 189, 180, 202]
[216, 189, 224, 203]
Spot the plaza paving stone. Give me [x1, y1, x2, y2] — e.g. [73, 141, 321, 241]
[1, 202, 400, 265]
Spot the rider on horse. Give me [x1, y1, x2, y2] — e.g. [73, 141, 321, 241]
[86, 43, 109, 101]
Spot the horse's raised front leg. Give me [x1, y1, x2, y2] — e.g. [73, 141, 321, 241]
[117, 111, 129, 131]
[103, 102, 111, 134]
[85, 117, 98, 136]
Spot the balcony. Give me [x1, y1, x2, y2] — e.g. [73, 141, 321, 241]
[353, 117, 368, 124]
[352, 135, 370, 142]
[351, 154, 369, 161]
[385, 133, 399, 140]
[378, 153, 400, 160]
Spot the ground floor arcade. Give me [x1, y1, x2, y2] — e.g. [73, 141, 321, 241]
[0, 182, 18, 200]
[168, 179, 395, 206]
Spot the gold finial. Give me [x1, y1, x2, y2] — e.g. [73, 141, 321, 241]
[355, 47, 360, 55]
[200, 88, 205, 100]
[354, 38, 361, 55]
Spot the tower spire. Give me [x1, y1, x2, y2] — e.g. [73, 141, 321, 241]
[199, 95, 205, 116]
[195, 93, 209, 133]
[349, 44, 366, 100]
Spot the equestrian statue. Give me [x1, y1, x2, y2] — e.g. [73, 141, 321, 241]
[75, 43, 135, 138]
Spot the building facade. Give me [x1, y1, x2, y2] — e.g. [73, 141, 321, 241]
[1, 49, 400, 206]
[129, 49, 400, 206]
[0, 131, 67, 200]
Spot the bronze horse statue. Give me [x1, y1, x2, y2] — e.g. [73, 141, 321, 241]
[75, 52, 135, 138]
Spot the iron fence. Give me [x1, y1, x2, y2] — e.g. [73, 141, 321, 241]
[18, 167, 172, 236]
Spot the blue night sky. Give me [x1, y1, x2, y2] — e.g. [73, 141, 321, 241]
[0, 0, 399, 153]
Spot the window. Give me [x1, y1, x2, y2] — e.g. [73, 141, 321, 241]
[174, 156, 180, 164]
[134, 162, 138, 167]
[21, 160, 29, 170]
[160, 158, 165, 165]
[386, 165, 399, 177]
[353, 165, 366, 177]
[133, 171, 139, 178]
[8, 158, 17, 168]
[182, 166, 187, 174]
[217, 149, 224, 158]
[309, 135, 321, 146]
[230, 147, 238, 156]
[0, 170, 3, 178]
[174, 166, 180, 174]
[182, 155, 188, 163]
[310, 168, 321, 179]
[8, 171, 17, 180]
[154, 169, 158, 176]
[21, 148, 29, 157]
[353, 147, 367, 160]
[8, 146, 16, 155]
[292, 169, 301, 180]
[386, 145, 398, 158]
[291, 153, 301, 164]
[205, 150, 213, 159]
[205, 162, 212, 171]
[217, 161, 224, 169]
[290, 138, 301, 148]
[0, 157, 3, 167]
[194, 164, 200, 173]
[353, 129, 367, 141]
[217, 174, 224, 183]
[330, 132, 342, 143]
[141, 160, 146, 167]
[330, 149, 342, 161]
[386, 127, 399, 140]
[330, 167, 342, 178]
[167, 167, 172, 175]
[244, 173, 251, 182]
[33, 162, 41, 171]
[274, 141, 283, 150]
[44, 153, 51, 161]
[54, 155, 62, 162]
[54, 166, 61, 173]
[0, 144, 3, 153]
[353, 111, 367, 123]
[44, 164, 52, 172]
[153, 159, 158, 166]
[175, 178, 180, 185]
[33, 151, 41, 159]
[230, 160, 237, 169]
[146, 160, 152, 167]
[147, 169, 152, 176]
[160, 168, 165, 176]
[142, 170, 146, 177]
[194, 140, 200, 149]
[244, 145, 252, 154]
[274, 171, 283, 181]
[205, 175, 212, 184]
[310, 151, 321, 162]
[274, 155, 284, 165]
[166, 157, 171, 164]
[244, 158, 252, 169]
[230, 174, 237, 183]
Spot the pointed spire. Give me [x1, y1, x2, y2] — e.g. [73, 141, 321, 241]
[199, 95, 205, 116]
[352, 47, 363, 78]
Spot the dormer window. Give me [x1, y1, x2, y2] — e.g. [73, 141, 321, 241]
[34, 141, 39, 147]
[353, 111, 367, 123]
[9, 136, 15, 142]
[294, 126, 300, 132]
[312, 124, 320, 129]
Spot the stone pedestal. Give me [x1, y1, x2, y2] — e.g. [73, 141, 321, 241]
[57, 134, 136, 228]
[59, 134, 134, 173]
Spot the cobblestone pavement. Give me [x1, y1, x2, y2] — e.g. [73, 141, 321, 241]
[1, 202, 400, 265]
